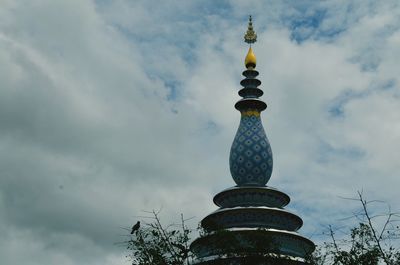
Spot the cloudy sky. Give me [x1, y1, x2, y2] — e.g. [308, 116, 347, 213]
[1, 0, 400, 264]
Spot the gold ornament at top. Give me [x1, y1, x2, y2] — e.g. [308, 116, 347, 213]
[244, 16, 257, 69]
[245, 47, 256, 69]
[244, 15, 257, 44]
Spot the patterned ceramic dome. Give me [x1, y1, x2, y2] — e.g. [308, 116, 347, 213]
[229, 67, 273, 186]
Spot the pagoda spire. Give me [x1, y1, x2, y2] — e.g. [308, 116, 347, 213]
[190, 17, 315, 264]
[229, 16, 272, 186]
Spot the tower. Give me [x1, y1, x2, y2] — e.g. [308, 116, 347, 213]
[190, 17, 315, 264]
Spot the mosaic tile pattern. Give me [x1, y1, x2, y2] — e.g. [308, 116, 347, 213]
[229, 113, 273, 186]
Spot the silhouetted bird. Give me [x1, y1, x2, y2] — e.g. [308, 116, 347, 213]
[130, 221, 140, 234]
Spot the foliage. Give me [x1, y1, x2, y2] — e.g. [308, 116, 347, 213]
[197, 227, 277, 257]
[308, 192, 400, 265]
[125, 210, 192, 265]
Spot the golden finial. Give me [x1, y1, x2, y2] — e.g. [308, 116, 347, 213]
[244, 16, 257, 69]
[244, 15, 257, 44]
[245, 47, 256, 69]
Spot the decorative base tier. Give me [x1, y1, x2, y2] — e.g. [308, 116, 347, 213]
[191, 228, 315, 264]
[214, 186, 290, 208]
[192, 255, 308, 265]
[201, 206, 303, 232]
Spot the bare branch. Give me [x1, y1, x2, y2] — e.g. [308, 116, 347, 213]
[357, 191, 391, 264]
[328, 225, 340, 253]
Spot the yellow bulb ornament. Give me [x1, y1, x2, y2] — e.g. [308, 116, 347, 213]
[245, 46, 256, 69]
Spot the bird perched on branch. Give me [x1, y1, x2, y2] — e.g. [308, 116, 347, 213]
[130, 221, 140, 234]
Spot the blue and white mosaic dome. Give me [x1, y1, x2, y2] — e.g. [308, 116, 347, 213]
[229, 113, 273, 186]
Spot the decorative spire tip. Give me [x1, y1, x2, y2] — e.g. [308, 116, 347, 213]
[244, 16, 257, 69]
[244, 15, 257, 44]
